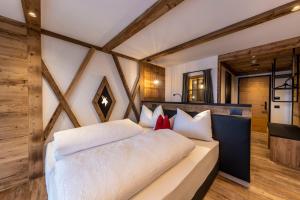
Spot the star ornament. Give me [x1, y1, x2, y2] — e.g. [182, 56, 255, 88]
[92, 76, 116, 122]
[101, 96, 108, 107]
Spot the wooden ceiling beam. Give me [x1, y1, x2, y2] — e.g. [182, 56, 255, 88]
[41, 29, 139, 61]
[103, 0, 185, 51]
[0, 14, 139, 62]
[143, 0, 300, 62]
[21, 0, 41, 27]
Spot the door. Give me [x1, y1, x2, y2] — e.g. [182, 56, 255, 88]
[239, 76, 270, 133]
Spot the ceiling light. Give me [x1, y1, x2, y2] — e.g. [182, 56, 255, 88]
[291, 5, 300, 12]
[28, 11, 37, 18]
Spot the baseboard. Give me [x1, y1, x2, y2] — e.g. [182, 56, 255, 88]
[219, 171, 250, 188]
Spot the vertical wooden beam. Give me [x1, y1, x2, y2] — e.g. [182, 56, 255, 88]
[22, 0, 43, 179]
[43, 48, 95, 140]
[217, 59, 222, 103]
[112, 55, 140, 120]
[42, 62, 80, 128]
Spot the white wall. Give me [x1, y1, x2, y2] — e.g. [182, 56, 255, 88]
[165, 56, 218, 102]
[271, 77, 292, 124]
[42, 35, 139, 135]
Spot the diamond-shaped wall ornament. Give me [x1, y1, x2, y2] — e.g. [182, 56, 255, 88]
[92, 76, 116, 122]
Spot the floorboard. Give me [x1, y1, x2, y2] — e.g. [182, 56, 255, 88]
[204, 132, 300, 200]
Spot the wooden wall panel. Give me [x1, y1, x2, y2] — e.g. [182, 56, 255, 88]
[293, 67, 300, 126]
[270, 136, 300, 170]
[141, 62, 165, 101]
[0, 17, 29, 192]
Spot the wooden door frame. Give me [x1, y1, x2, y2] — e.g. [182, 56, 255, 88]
[238, 75, 271, 123]
[224, 71, 232, 104]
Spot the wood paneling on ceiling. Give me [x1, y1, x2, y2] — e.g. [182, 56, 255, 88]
[219, 36, 300, 76]
[223, 49, 299, 76]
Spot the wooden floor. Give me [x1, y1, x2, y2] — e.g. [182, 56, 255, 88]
[204, 132, 300, 200]
[1, 132, 300, 200]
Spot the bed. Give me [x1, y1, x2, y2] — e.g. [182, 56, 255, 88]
[45, 120, 219, 200]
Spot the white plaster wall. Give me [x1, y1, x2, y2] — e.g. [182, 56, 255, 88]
[42, 35, 139, 135]
[271, 78, 292, 124]
[165, 56, 218, 102]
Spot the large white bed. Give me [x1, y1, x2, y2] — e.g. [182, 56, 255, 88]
[45, 120, 219, 200]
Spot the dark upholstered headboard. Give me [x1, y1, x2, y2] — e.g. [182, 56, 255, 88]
[142, 102, 251, 184]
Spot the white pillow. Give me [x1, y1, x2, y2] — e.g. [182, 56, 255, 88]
[139, 105, 164, 128]
[53, 119, 143, 160]
[169, 115, 176, 129]
[173, 109, 213, 141]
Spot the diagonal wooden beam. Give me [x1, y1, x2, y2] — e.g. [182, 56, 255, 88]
[43, 48, 95, 140]
[123, 65, 141, 119]
[143, 0, 300, 61]
[112, 55, 140, 120]
[124, 84, 140, 119]
[103, 0, 185, 51]
[42, 61, 80, 128]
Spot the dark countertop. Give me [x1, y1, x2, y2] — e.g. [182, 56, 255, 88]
[269, 123, 300, 141]
[141, 101, 252, 108]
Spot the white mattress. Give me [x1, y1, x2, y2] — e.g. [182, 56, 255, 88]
[45, 135, 219, 200]
[131, 139, 219, 200]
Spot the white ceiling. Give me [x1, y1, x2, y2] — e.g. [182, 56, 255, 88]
[41, 0, 158, 46]
[114, 0, 293, 59]
[152, 11, 300, 67]
[0, 0, 25, 22]
[0, 0, 299, 67]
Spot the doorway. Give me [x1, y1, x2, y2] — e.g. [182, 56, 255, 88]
[239, 76, 270, 133]
[225, 71, 232, 104]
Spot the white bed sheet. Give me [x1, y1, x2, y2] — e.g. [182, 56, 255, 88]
[45, 133, 218, 200]
[131, 139, 219, 200]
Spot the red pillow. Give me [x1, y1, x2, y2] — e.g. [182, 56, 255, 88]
[154, 115, 164, 130]
[163, 115, 171, 129]
[154, 115, 171, 130]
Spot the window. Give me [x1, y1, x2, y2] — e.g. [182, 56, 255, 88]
[187, 75, 205, 102]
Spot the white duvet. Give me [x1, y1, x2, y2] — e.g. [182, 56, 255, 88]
[46, 120, 195, 200]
